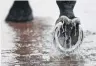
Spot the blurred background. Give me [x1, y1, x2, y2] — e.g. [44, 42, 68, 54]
[0, 0, 96, 31]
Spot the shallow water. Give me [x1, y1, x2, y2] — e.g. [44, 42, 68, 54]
[1, 18, 96, 66]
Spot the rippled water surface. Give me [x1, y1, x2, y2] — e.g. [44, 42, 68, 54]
[1, 18, 96, 66]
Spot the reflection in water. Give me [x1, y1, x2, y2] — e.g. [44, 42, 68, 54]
[1, 18, 84, 66]
[8, 22, 43, 66]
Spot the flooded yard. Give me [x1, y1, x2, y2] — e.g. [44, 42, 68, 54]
[1, 18, 96, 66]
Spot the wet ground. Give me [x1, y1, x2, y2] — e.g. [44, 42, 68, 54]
[1, 17, 96, 66]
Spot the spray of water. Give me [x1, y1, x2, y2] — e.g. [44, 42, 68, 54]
[52, 16, 84, 55]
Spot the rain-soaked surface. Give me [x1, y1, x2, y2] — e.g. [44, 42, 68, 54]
[1, 17, 96, 66]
